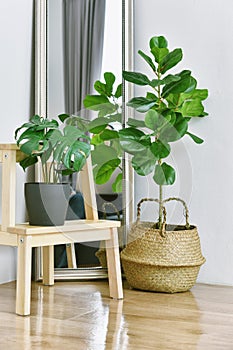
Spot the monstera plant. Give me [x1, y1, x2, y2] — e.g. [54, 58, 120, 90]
[15, 114, 91, 226]
[120, 35, 208, 223]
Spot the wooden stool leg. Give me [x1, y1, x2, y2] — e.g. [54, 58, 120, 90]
[66, 243, 77, 268]
[105, 228, 123, 299]
[42, 246, 54, 286]
[16, 236, 32, 316]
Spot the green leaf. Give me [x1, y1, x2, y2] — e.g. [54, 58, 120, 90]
[114, 83, 122, 98]
[83, 94, 110, 110]
[91, 134, 103, 146]
[119, 127, 146, 139]
[162, 74, 181, 85]
[150, 140, 171, 159]
[100, 129, 119, 141]
[63, 125, 86, 140]
[63, 140, 90, 172]
[159, 114, 188, 142]
[19, 155, 38, 171]
[151, 47, 169, 64]
[127, 118, 146, 128]
[91, 144, 118, 165]
[146, 92, 158, 101]
[153, 163, 176, 185]
[88, 117, 108, 133]
[112, 173, 122, 193]
[132, 149, 156, 176]
[162, 70, 196, 98]
[94, 81, 109, 96]
[181, 88, 208, 101]
[181, 99, 204, 117]
[127, 97, 157, 112]
[95, 158, 121, 184]
[150, 36, 168, 49]
[108, 113, 122, 123]
[160, 48, 183, 74]
[119, 140, 145, 154]
[58, 113, 70, 122]
[119, 128, 149, 154]
[145, 110, 159, 130]
[145, 110, 167, 131]
[186, 132, 204, 144]
[138, 50, 156, 71]
[104, 72, 116, 95]
[123, 71, 151, 86]
[19, 135, 44, 155]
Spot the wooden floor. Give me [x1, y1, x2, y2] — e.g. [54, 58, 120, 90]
[0, 280, 233, 349]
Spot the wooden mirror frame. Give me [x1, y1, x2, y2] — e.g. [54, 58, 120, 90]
[34, 0, 134, 280]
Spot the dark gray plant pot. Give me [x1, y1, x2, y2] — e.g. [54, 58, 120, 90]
[25, 183, 70, 226]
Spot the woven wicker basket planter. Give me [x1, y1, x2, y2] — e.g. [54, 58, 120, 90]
[121, 198, 205, 293]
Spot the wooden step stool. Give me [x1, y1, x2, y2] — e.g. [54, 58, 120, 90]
[0, 144, 123, 316]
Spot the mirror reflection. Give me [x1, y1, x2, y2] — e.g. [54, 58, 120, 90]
[47, 0, 123, 272]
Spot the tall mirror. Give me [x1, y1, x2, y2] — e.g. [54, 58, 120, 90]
[34, 0, 134, 280]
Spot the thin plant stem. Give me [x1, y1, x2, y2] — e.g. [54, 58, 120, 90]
[159, 184, 163, 227]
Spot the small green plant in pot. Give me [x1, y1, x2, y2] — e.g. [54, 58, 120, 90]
[118, 35, 208, 292]
[15, 115, 91, 226]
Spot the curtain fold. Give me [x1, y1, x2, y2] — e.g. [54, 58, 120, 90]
[63, 0, 106, 117]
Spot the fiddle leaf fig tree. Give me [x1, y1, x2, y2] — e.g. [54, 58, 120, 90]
[83, 72, 123, 192]
[121, 35, 208, 223]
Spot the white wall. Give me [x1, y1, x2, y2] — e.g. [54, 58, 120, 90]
[0, 0, 33, 283]
[134, 0, 233, 285]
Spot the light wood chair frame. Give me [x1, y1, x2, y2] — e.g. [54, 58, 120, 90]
[0, 144, 123, 316]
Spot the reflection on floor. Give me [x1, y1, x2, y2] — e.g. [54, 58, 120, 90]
[0, 280, 233, 349]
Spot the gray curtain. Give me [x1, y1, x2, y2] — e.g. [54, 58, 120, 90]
[63, 0, 106, 117]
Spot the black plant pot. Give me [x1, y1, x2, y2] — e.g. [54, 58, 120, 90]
[25, 183, 70, 226]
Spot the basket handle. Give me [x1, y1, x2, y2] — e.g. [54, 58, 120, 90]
[163, 197, 190, 229]
[136, 198, 167, 237]
[102, 202, 121, 221]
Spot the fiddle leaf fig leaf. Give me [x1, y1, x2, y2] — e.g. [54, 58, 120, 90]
[123, 71, 151, 86]
[132, 149, 157, 176]
[150, 36, 168, 49]
[87, 117, 108, 133]
[100, 129, 119, 141]
[83, 94, 110, 110]
[138, 50, 156, 71]
[184, 88, 208, 100]
[160, 48, 183, 74]
[91, 144, 117, 165]
[145, 110, 159, 130]
[153, 162, 176, 185]
[94, 81, 108, 96]
[162, 74, 181, 85]
[119, 128, 149, 154]
[127, 97, 157, 112]
[186, 132, 204, 144]
[151, 47, 169, 64]
[159, 114, 188, 142]
[114, 83, 122, 98]
[150, 140, 171, 159]
[94, 158, 121, 184]
[162, 70, 196, 98]
[104, 72, 116, 95]
[181, 99, 204, 117]
[127, 118, 146, 128]
[112, 173, 123, 193]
